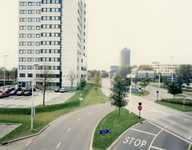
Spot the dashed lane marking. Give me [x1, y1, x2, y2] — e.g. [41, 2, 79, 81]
[67, 128, 71, 132]
[189, 136, 191, 140]
[131, 128, 156, 136]
[150, 146, 166, 150]
[26, 141, 31, 146]
[56, 142, 61, 148]
[78, 118, 81, 121]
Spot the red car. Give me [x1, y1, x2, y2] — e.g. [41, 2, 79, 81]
[16, 91, 25, 96]
[186, 86, 192, 89]
[0, 92, 9, 98]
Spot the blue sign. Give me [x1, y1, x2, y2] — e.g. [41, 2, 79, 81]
[100, 129, 111, 135]
[168, 76, 177, 82]
[126, 87, 139, 92]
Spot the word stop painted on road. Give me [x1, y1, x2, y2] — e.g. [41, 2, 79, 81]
[123, 137, 147, 148]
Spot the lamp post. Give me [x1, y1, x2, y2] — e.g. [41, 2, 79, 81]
[31, 64, 38, 131]
[2, 55, 8, 90]
[129, 69, 132, 114]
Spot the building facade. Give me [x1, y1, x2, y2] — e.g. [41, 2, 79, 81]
[152, 62, 179, 76]
[120, 47, 130, 67]
[18, 0, 87, 90]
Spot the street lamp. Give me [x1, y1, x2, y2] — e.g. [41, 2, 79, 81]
[31, 64, 38, 131]
[129, 69, 132, 114]
[2, 55, 8, 90]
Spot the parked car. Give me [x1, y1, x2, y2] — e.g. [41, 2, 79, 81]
[9, 90, 18, 96]
[186, 86, 192, 89]
[54, 88, 60, 92]
[17, 87, 22, 91]
[0, 90, 3, 93]
[16, 91, 25, 96]
[0, 92, 9, 98]
[59, 88, 67, 93]
[24, 91, 32, 96]
[181, 85, 185, 88]
[5, 90, 11, 94]
[10, 87, 15, 91]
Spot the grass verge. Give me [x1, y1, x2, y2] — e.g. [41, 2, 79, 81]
[155, 99, 192, 112]
[93, 108, 144, 150]
[0, 85, 110, 143]
[131, 89, 150, 96]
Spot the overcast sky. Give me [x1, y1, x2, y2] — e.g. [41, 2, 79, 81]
[0, 0, 192, 71]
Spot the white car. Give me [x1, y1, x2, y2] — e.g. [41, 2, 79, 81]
[59, 88, 67, 93]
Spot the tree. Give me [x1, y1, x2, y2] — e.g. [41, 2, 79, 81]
[117, 65, 132, 79]
[101, 70, 109, 78]
[110, 75, 128, 118]
[68, 70, 76, 91]
[140, 77, 149, 91]
[133, 76, 138, 86]
[167, 82, 182, 99]
[36, 64, 55, 106]
[10, 67, 18, 82]
[87, 71, 91, 80]
[79, 77, 86, 89]
[176, 64, 192, 82]
[92, 74, 101, 92]
[125, 78, 131, 86]
[163, 76, 171, 86]
[177, 76, 183, 87]
[185, 77, 191, 86]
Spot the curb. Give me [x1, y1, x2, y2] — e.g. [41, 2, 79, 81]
[188, 144, 191, 150]
[0, 102, 110, 146]
[106, 120, 146, 150]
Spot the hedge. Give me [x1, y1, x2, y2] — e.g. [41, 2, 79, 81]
[161, 98, 192, 106]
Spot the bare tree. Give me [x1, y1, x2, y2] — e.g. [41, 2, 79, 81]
[35, 64, 55, 106]
[68, 70, 76, 91]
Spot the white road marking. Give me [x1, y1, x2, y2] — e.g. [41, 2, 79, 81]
[56, 142, 61, 148]
[189, 136, 191, 140]
[164, 126, 168, 128]
[148, 129, 163, 150]
[148, 121, 192, 144]
[67, 128, 71, 132]
[26, 141, 31, 146]
[170, 122, 174, 125]
[131, 128, 156, 136]
[150, 146, 166, 150]
[88, 112, 91, 114]
[78, 118, 81, 121]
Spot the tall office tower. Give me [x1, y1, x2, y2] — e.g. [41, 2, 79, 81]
[18, 0, 87, 90]
[119, 47, 130, 67]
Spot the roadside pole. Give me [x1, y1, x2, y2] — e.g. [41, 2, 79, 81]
[159, 74, 160, 87]
[129, 71, 132, 114]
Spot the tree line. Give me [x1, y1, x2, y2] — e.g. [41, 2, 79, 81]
[0, 67, 18, 82]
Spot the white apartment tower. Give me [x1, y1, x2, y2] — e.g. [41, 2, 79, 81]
[18, 0, 87, 90]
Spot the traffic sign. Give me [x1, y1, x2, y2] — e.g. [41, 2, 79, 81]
[100, 129, 111, 134]
[183, 97, 186, 100]
[79, 97, 83, 101]
[138, 106, 142, 111]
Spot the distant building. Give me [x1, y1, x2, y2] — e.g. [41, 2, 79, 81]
[110, 66, 119, 72]
[131, 65, 137, 69]
[120, 47, 130, 67]
[151, 62, 179, 76]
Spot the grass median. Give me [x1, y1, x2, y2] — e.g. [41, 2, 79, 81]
[0, 85, 110, 143]
[155, 98, 192, 112]
[93, 108, 144, 150]
[131, 89, 150, 96]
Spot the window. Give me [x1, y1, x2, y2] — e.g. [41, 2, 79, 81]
[20, 10, 27, 14]
[27, 66, 33, 70]
[36, 50, 41, 54]
[36, 34, 41, 38]
[36, 10, 41, 14]
[28, 2, 35, 6]
[20, 73, 25, 77]
[28, 26, 35, 30]
[36, 18, 41, 22]
[28, 34, 34, 38]
[19, 57, 26, 62]
[55, 8, 60, 12]
[36, 58, 40, 62]
[28, 74, 33, 77]
[42, 8, 46, 12]
[28, 10, 35, 14]
[27, 42, 34, 46]
[56, 0, 59, 3]
[36, 2, 41, 6]
[27, 58, 34, 62]
[19, 49, 26, 54]
[19, 42, 26, 46]
[19, 66, 26, 70]
[84, 18, 86, 22]
[19, 26, 26, 30]
[20, 18, 27, 22]
[27, 50, 34, 54]
[19, 34, 26, 38]
[20, 2, 27, 6]
[84, 11, 86, 14]
[28, 18, 35, 22]
[36, 26, 41, 30]
[81, 59, 83, 63]
[36, 42, 41, 46]
[52, 0, 56, 3]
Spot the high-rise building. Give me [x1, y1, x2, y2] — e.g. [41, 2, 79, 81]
[18, 0, 87, 90]
[120, 47, 130, 67]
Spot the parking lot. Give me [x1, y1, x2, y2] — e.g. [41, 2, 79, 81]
[0, 91, 75, 108]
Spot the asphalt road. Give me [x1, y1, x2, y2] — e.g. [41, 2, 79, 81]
[0, 78, 114, 150]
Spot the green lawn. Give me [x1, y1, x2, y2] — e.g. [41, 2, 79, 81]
[131, 89, 150, 96]
[155, 99, 192, 112]
[93, 108, 144, 150]
[0, 85, 110, 143]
